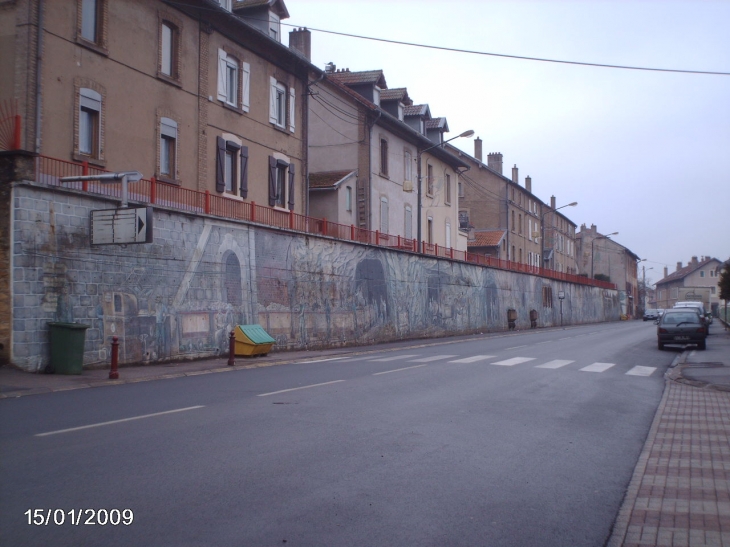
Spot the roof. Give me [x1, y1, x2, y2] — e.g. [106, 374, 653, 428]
[233, 0, 290, 18]
[426, 117, 449, 132]
[308, 170, 356, 189]
[656, 257, 722, 285]
[404, 104, 431, 118]
[328, 69, 387, 89]
[380, 87, 411, 104]
[468, 230, 506, 248]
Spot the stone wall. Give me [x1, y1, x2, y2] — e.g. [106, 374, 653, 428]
[6, 181, 620, 372]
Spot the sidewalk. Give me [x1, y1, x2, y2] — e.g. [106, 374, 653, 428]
[2, 324, 729, 545]
[609, 323, 730, 547]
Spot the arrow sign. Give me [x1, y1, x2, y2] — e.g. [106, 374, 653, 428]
[91, 207, 153, 245]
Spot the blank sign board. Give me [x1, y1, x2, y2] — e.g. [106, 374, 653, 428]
[90, 207, 153, 245]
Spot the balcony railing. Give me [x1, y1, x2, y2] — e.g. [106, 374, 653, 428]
[33, 154, 616, 290]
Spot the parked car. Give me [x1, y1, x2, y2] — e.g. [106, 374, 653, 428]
[643, 309, 661, 321]
[673, 301, 712, 328]
[657, 308, 707, 350]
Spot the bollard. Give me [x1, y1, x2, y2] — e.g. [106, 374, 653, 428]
[109, 336, 119, 380]
[228, 330, 236, 366]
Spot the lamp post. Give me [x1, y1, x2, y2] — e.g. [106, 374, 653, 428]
[417, 129, 474, 253]
[590, 231, 619, 279]
[540, 201, 577, 270]
[641, 265, 653, 316]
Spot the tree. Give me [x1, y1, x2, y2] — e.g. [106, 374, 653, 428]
[719, 260, 730, 301]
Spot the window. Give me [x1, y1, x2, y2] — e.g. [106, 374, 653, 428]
[711, 286, 716, 294]
[159, 117, 177, 179]
[458, 181, 464, 198]
[700, 271, 705, 278]
[159, 21, 180, 80]
[404, 150, 412, 182]
[268, 156, 295, 210]
[543, 287, 553, 308]
[519, 248, 523, 263]
[528, 219, 533, 241]
[511, 245, 515, 261]
[511, 210, 515, 232]
[427, 164, 434, 195]
[216, 136, 249, 197]
[445, 173, 451, 205]
[81, 0, 100, 42]
[345, 186, 352, 212]
[459, 210, 468, 230]
[218, 0, 232, 11]
[518, 214, 522, 235]
[380, 139, 389, 176]
[269, 78, 294, 132]
[380, 197, 389, 233]
[710, 270, 716, 278]
[446, 222, 451, 248]
[79, 88, 101, 158]
[405, 206, 413, 239]
[427, 217, 434, 244]
[269, 12, 281, 41]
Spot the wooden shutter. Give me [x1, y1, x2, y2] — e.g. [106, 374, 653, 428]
[216, 136, 226, 193]
[289, 87, 296, 133]
[239, 146, 248, 198]
[242, 62, 251, 112]
[268, 156, 277, 206]
[269, 77, 278, 124]
[287, 162, 295, 210]
[217, 49, 227, 101]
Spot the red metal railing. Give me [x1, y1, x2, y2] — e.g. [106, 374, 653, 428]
[34, 154, 616, 290]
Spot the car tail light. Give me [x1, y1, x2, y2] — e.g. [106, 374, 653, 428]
[697, 327, 706, 333]
[659, 328, 668, 334]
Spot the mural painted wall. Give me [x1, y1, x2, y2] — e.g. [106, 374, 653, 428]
[8, 184, 620, 372]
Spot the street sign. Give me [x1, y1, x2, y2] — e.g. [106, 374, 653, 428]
[558, 291, 565, 300]
[90, 207, 153, 245]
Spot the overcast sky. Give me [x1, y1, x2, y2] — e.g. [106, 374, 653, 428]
[287, 0, 730, 283]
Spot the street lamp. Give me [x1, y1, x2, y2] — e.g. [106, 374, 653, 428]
[590, 231, 619, 279]
[417, 129, 474, 252]
[641, 265, 654, 314]
[540, 201, 577, 270]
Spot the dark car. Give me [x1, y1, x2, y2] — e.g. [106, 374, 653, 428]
[657, 309, 707, 350]
[643, 309, 660, 321]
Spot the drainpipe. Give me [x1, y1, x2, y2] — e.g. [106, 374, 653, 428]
[35, 0, 45, 153]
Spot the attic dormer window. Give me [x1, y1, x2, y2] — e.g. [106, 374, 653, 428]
[373, 86, 381, 106]
[219, 0, 232, 11]
[269, 12, 280, 41]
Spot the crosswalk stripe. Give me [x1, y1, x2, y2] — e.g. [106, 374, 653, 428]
[369, 355, 419, 362]
[448, 355, 496, 363]
[625, 366, 656, 376]
[373, 365, 427, 375]
[580, 362, 616, 373]
[491, 357, 536, 366]
[535, 359, 575, 369]
[410, 355, 458, 363]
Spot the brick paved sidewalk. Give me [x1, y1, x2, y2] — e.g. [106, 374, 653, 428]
[609, 380, 730, 547]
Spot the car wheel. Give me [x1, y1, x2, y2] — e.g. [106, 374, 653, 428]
[698, 340, 706, 350]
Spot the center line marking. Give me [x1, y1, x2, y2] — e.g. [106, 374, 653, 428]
[506, 345, 527, 350]
[36, 406, 205, 437]
[373, 365, 427, 375]
[258, 380, 345, 397]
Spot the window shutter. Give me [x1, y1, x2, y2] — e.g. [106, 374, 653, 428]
[287, 163, 295, 210]
[239, 146, 248, 199]
[289, 87, 296, 133]
[269, 77, 278, 124]
[268, 156, 277, 206]
[242, 62, 251, 112]
[216, 136, 226, 193]
[217, 49, 228, 101]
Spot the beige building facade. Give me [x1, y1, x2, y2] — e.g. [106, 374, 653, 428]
[655, 256, 725, 315]
[2, 0, 309, 213]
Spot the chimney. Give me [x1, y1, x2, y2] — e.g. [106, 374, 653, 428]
[474, 137, 483, 162]
[525, 176, 532, 193]
[676, 261, 682, 271]
[487, 152, 503, 175]
[551, 195, 556, 209]
[512, 165, 518, 184]
[691, 256, 698, 265]
[289, 28, 311, 60]
[664, 266, 668, 278]
[324, 61, 336, 74]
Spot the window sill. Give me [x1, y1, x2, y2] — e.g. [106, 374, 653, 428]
[73, 153, 106, 168]
[75, 37, 109, 57]
[156, 175, 180, 186]
[221, 102, 245, 115]
[222, 193, 243, 201]
[271, 123, 290, 135]
[156, 73, 182, 88]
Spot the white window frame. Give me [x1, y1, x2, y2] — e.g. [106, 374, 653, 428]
[404, 205, 412, 240]
[79, 87, 101, 157]
[161, 22, 174, 77]
[445, 173, 451, 205]
[270, 78, 293, 132]
[275, 162, 287, 208]
[446, 222, 451, 248]
[380, 197, 389, 234]
[81, 0, 99, 43]
[269, 12, 281, 41]
[404, 149, 412, 183]
[345, 186, 352, 212]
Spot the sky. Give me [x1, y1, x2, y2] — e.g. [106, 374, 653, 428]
[286, 0, 730, 284]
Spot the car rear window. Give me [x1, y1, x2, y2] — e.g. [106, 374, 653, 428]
[663, 313, 700, 324]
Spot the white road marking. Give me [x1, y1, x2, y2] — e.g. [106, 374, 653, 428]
[625, 366, 656, 377]
[36, 406, 205, 437]
[506, 345, 527, 350]
[558, 337, 573, 341]
[580, 362, 615, 373]
[448, 355, 496, 363]
[535, 359, 575, 369]
[369, 354, 419, 362]
[257, 380, 345, 397]
[295, 357, 349, 364]
[491, 357, 536, 366]
[373, 365, 427, 375]
[410, 355, 458, 363]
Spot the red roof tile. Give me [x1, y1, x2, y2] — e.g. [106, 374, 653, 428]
[468, 230, 506, 247]
[328, 69, 387, 88]
[309, 170, 355, 189]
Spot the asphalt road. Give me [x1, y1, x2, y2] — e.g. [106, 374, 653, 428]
[0, 321, 675, 547]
